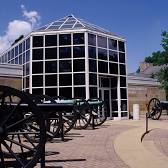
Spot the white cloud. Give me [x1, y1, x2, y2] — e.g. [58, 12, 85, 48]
[7, 20, 31, 42]
[21, 5, 41, 28]
[0, 5, 40, 53]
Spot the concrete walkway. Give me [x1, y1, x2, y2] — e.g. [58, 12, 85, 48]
[113, 119, 168, 168]
[36, 116, 168, 168]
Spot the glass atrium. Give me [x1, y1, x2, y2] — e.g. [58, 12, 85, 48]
[0, 15, 128, 119]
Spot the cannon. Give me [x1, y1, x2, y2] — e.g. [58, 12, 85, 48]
[0, 85, 75, 168]
[53, 97, 107, 129]
[141, 97, 167, 142]
[87, 98, 107, 126]
[0, 85, 108, 167]
[147, 98, 165, 120]
[0, 85, 45, 168]
[54, 97, 107, 129]
[30, 95, 77, 139]
[54, 97, 91, 130]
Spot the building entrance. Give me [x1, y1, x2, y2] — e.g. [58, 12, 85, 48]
[99, 88, 111, 118]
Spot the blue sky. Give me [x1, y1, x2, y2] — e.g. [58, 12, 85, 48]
[0, 0, 168, 72]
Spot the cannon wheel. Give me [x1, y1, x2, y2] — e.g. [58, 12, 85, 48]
[89, 99, 107, 126]
[74, 99, 92, 129]
[0, 85, 45, 168]
[32, 95, 76, 138]
[52, 96, 77, 135]
[147, 98, 162, 120]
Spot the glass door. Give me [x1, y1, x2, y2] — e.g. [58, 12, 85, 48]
[99, 88, 111, 118]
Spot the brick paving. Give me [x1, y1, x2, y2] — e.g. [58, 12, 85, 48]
[36, 123, 133, 168]
[142, 114, 168, 158]
[144, 128, 168, 156]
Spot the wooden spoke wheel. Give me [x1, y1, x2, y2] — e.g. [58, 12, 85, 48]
[53, 97, 77, 135]
[74, 99, 91, 129]
[147, 98, 162, 120]
[0, 85, 45, 168]
[88, 99, 107, 126]
[32, 95, 76, 138]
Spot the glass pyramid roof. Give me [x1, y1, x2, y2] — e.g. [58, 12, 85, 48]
[35, 15, 117, 36]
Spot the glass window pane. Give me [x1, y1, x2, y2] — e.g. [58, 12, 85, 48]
[23, 41, 26, 51]
[45, 35, 57, 46]
[45, 48, 57, 59]
[33, 49, 43, 60]
[15, 57, 19, 64]
[26, 50, 30, 62]
[32, 75, 43, 87]
[32, 62, 43, 74]
[59, 74, 72, 86]
[11, 49, 14, 59]
[23, 65, 26, 76]
[11, 59, 14, 64]
[109, 63, 118, 74]
[88, 46, 96, 59]
[74, 87, 86, 99]
[108, 39, 117, 50]
[59, 60, 72, 72]
[23, 53, 26, 64]
[45, 61, 57, 73]
[89, 73, 97, 85]
[61, 24, 73, 29]
[88, 33, 96, 46]
[59, 34, 71, 45]
[19, 43, 22, 54]
[32, 88, 43, 95]
[121, 100, 127, 111]
[73, 46, 85, 58]
[59, 87, 72, 98]
[112, 100, 118, 111]
[111, 88, 117, 99]
[101, 78, 110, 87]
[111, 77, 117, 88]
[109, 51, 118, 62]
[59, 47, 71, 59]
[26, 63, 29, 75]
[119, 52, 125, 63]
[19, 55, 22, 64]
[23, 77, 26, 89]
[98, 36, 107, 48]
[98, 48, 107, 60]
[26, 77, 29, 88]
[120, 64, 126, 75]
[73, 59, 85, 72]
[74, 73, 85, 85]
[119, 41, 125, 52]
[121, 112, 128, 117]
[89, 59, 97, 72]
[45, 74, 57, 86]
[121, 88, 127, 99]
[33, 36, 43, 47]
[120, 77, 126, 87]
[8, 51, 11, 61]
[73, 33, 84, 44]
[90, 87, 97, 98]
[26, 38, 30, 50]
[74, 23, 83, 28]
[98, 61, 108, 73]
[15, 46, 18, 56]
[45, 88, 57, 97]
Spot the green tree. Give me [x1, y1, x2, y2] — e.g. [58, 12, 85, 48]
[144, 31, 168, 99]
[156, 67, 168, 99]
[144, 51, 165, 65]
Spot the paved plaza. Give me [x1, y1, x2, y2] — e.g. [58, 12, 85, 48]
[36, 115, 168, 168]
